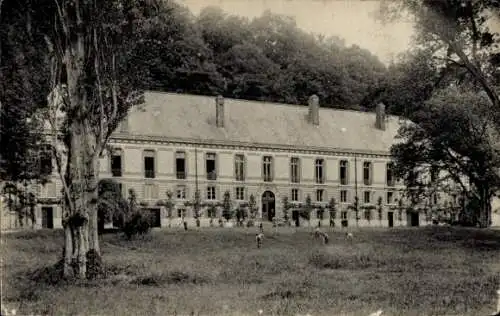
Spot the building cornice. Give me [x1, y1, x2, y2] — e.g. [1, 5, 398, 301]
[110, 133, 392, 158]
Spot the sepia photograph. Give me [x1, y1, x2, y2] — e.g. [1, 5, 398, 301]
[1, 0, 500, 315]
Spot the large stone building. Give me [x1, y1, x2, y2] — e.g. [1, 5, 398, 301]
[2, 91, 499, 230]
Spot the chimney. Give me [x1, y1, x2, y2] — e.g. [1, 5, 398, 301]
[308, 94, 320, 125]
[375, 102, 386, 131]
[215, 95, 224, 128]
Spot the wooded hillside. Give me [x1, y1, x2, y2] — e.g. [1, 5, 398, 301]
[137, 2, 388, 111]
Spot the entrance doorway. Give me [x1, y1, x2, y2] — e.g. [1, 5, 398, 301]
[292, 210, 300, 227]
[261, 191, 276, 222]
[148, 208, 161, 228]
[409, 212, 419, 227]
[41, 207, 54, 229]
[388, 211, 394, 228]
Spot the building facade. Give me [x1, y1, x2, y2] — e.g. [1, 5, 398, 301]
[7, 91, 498, 230]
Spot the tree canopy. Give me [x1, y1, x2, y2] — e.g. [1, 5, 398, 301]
[370, 0, 500, 227]
[136, 4, 388, 108]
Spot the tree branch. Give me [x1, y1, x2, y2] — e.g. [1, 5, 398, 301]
[446, 39, 500, 109]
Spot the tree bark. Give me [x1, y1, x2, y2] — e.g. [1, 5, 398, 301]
[63, 220, 73, 278]
[477, 186, 492, 228]
[87, 156, 100, 254]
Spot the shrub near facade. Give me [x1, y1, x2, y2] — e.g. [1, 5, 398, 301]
[123, 212, 152, 239]
[122, 189, 152, 239]
[247, 194, 258, 227]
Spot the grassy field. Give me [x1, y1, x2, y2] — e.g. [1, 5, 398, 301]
[1, 225, 500, 316]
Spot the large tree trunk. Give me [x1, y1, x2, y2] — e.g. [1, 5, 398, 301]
[477, 186, 492, 228]
[62, 220, 73, 278]
[63, 121, 100, 279]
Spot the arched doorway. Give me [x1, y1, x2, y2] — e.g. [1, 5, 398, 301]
[261, 191, 276, 222]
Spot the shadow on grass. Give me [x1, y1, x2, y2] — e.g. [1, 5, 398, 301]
[131, 271, 210, 286]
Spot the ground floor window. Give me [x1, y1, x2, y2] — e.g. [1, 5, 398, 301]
[235, 187, 245, 200]
[207, 186, 216, 200]
[341, 211, 348, 220]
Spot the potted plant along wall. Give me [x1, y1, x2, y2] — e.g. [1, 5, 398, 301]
[235, 201, 248, 227]
[301, 195, 313, 228]
[192, 189, 202, 227]
[328, 198, 337, 227]
[282, 195, 291, 226]
[164, 190, 175, 228]
[221, 191, 233, 226]
[346, 196, 360, 227]
[376, 196, 384, 227]
[247, 194, 257, 227]
[207, 203, 217, 227]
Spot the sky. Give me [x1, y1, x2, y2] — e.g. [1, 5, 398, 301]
[178, 0, 416, 65]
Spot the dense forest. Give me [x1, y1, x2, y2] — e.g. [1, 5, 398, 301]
[136, 2, 388, 111]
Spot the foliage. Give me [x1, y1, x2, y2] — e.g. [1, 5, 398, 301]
[316, 206, 325, 220]
[299, 194, 313, 221]
[390, 199, 405, 222]
[347, 196, 361, 225]
[391, 88, 500, 227]
[122, 212, 152, 240]
[377, 196, 384, 222]
[235, 203, 247, 225]
[328, 198, 337, 220]
[129, 4, 387, 108]
[361, 205, 376, 222]
[191, 189, 202, 219]
[376, 0, 500, 116]
[281, 195, 290, 222]
[221, 190, 233, 221]
[248, 194, 258, 219]
[164, 190, 175, 221]
[97, 179, 128, 230]
[2, 182, 37, 227]
[207, 204, 217, 219]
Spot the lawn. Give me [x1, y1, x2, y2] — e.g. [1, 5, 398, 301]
[1, 225, 500, 316]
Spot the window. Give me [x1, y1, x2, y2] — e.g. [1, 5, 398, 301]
[42, 182, 57, 198]
[386, 191, 394, 204]
[262, 156, 273, 182]
[433, 193, 438, 205]
[111, 149, 122, 177]
[177, 208, 186, 218]
[363, 161, 372, 185]
[316, 189, 324, 202]
[291, 188, 299, 201]
[176, 185, 186, 200]
[340, 190, 347, 203]
[364, 209, 371, 220]
[118, 183, 123, 197]
[234, 154, 245, 181]
[176, 151, 186, 179]
[290, 157, 300, 183]
[206, 153, 217, 180]
[316, 209, 324, 220]
[341, 211, 348, 220]
[363, 191, 371, 204]
[386, 163, 395, 186]
[235, 187, 245, 200]
[144, 183, 158, 199]
[144, 150, 155, 179]
[340, 160, 349, 185]
[39, 145, 53, 175]
[207, 186, 216, 200]
[315, 158, 325, 184]
[430, 166, 439, 183]
[207, 207, 216, 218]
